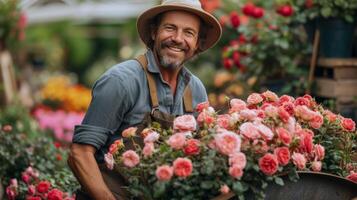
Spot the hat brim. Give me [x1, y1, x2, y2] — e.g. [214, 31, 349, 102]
[137, 4, 222, 52]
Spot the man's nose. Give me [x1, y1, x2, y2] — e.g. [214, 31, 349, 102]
[171, 30, 184, 44]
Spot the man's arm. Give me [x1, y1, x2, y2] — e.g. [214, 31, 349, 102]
[67, 143, 115, 200]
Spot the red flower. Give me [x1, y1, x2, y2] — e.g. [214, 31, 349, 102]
[242, 3, 255, 16]
[223, 58, 234, 70]
[47, 189, 63, 200]
[341, 118, 356, 132]
[173, 158, 193, 178]
[259, 153, 278, 175]
[278, 106, 290, 123]
[184, 139, 200, 155]
[36, 181, 51, 193]
[305, 0, 314, 8]
[232, 51, 241, 67]
[27, 197, 41, 200]
[274, 147, 290, 166]
[276, 5, 294, 17]
[346, 171, 357, 183]
[251, 7, 264, 19]
[230, 11, 240, 28]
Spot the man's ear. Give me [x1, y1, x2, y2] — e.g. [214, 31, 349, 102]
[151, 28, 156, 41]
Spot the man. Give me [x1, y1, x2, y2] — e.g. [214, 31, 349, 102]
[67, 0, 222, 199]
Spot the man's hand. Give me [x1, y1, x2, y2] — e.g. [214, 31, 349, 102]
[68, 143, 116, 200]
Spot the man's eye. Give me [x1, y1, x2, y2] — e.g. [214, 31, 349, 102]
[165, 26, 174, 31]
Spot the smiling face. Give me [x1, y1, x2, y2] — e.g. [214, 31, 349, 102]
[151, 11, 200, 70]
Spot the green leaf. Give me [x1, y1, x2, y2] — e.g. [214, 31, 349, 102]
[200, 181, 213, 189]
[321, 7, 332, 17]
[153, 181, 166, 198]
[274, 177, 284, 186]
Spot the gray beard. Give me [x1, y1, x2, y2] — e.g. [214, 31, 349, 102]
[159, 54, 182, 70]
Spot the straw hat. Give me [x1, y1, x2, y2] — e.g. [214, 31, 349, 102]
[137, 0, 222, 52]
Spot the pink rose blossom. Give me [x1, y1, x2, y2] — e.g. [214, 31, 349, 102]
[142, 142, 155, 157]
[341, 118, 356, 132]
[259, 153, 279, 175]
[121, 127, 137, 138]
[144, 131, 160, 143]
[314, 144, 325, 160]
[324, 110, 337, 123]
[264, 105, 278, 118]
[346, 171, 357, 183]
[217, 114, 231, 129]
[229, 165, 244, 179]
[311, 161, 322, 172]
[220, 184, 230, 194]
[197, 111, 215, 126]
[299, 131, 313, 154]
[173, 115, 197, 132]
[155, 165, 174, 181]
[247, 93, 263, 105]
[239, 109, 258, 121]
[294, 97, 310, 107]
[295, 105, 315, 121]
[240, 122, 260, 140]
[256, 123, 274, 141]
[47, 189, 63, 200]
[278, 106, 290, 123]
[167, 133, 186, 150]
[184, 139, 200, 155]
[274, 147, 290, 166]
[28, 185, 36, 195]
[37, 181, 51, 193]
[173, 158, 193, 178]
[10, 179, 18, 188]
[215, 130, 241, 155]
[229, 99, 247, 112]
[262, 90, 279, 102]
[22, 173, 31, 184]
[6, 186, 16, 200]
[282, 102, 295, 116]
[284, 117, 296, 134]
[279, 95, 294, 105]
[292, 152, 306, 170]
[196, 101, 210, 112]
[229, 152, 247, 169]
[104, 153, 114, 170]
[122, 150, 140, 168]
[309, 113, 323, 129]
[276, 127, 292, 145]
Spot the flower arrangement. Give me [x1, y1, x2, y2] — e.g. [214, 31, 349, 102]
[105, 91, 356, 199]
[5, 166, 75, 200]
[40, 75, 91, 112]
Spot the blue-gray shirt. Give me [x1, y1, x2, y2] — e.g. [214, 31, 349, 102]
[72, 50, 208, 162]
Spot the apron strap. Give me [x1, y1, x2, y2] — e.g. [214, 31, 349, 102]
[183, 85, 193, 113]
[135, 54, 193, 113]
[135, 54, 159, 110]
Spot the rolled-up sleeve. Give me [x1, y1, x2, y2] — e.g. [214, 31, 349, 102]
[72, 74, 131, 150]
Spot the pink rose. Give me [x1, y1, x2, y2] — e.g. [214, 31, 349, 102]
[36, 181, 51, 193]
[278, 106, 290, 123]
[284, 117, 296, 134]
[6, 186, 16, 200]
[27, 185, 36, 195]
[167, 133, 186, 150]
[346, 171, 357, 183]
[314, 144, 325, 160]
[22, 173, 31, 184]
[282, 102, 295, 116]
[155, 165, 174, 181]
[229, 165, 244, 179]
[215, 130, 241, 155]
[121, 127, 137, 138]
[276, 127, 292, 145]
[173, 157, 193, 178]
[142, 142, 155, 158]
[264, 105, 278, 118]
[279, 95, 294, 105]
[259, 153, 278, 175]
[262, 90, 279, 102]
[324, 110, 337, 123]
[309, 113, 323, 129]
[299, 131, 313, 154]
[256, 123, 274, 141]
[341, 118, 356, 132]
[184, 139, 200, 155]
[239, 122, 260, 140]
[295, 105, 315, 121]
[47, 189, 63, 200]
[294, 97, 309, 107]
[196, 101, 210, 112]
[247, 93, 263, 105]
[229, 99, 247, 113]
[10, 179, 18, 188]
[292, 152, 306, 170]
[109, 139, 124, 154]
[274, 147, 290, 166]
[229, 152, 246, 169]
[173, 115, 197, 132]
[239, 109, 258, 121]
[27, 197, 41, 200]
[104, 153, 114, 170]
[144, 131, 160, 143]
[220, 184, 230, 194]
[311, 161, 322, 172]
[217, 114, 231, 129]
[122, 150, 140, 168]
[197, 111, 215, 126]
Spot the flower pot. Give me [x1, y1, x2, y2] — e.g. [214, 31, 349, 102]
[213, 172, 357, 200]
[318, 18, 356, 58]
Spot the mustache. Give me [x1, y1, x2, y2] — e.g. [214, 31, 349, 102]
[161, 40, 188, 51]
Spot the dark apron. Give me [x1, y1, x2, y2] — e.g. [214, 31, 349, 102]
[76, 54, 193, 200]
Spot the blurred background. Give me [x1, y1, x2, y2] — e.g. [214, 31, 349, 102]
[1, 0, 357, 199]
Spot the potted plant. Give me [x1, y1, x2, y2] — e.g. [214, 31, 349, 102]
[295, 0, 357, 57]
